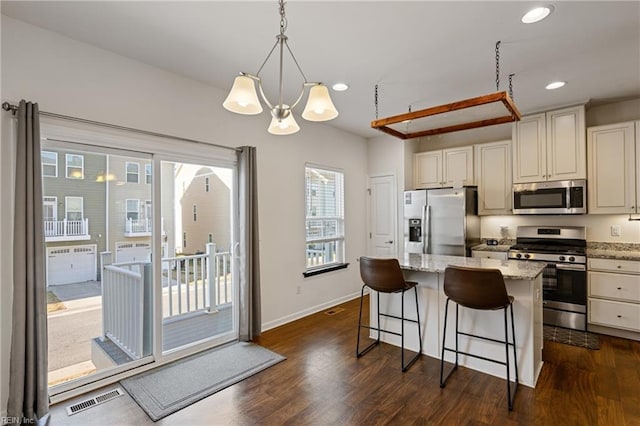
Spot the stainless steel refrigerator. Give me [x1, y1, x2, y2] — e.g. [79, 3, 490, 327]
[403, 187, 480, 256]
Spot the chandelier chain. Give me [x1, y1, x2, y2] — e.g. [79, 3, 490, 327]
[375, 84, 379, 120]
[508, 73, 514, 100]
[279, 0, 287, 35]
[495, 41, 501, 92]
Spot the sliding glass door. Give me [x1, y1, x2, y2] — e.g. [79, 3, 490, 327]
[158, 159, 238, 355]
[42, 123, 240, 397]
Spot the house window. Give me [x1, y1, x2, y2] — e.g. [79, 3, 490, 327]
[126, 162, 140, 183]
[126, 199, 140, 220]
[208, 233, 213, 243]
[304, 165, 345, 272]
[205, 177, 210, 192]
[43, 196, 57, 221]
[145, 164, 152, 184]
[65, 154, 84, 179]
[65, 196, 83, 221]
[193, 204, 197, 221]
[42, 151, 58, 177]
[183, 232, 187, 248]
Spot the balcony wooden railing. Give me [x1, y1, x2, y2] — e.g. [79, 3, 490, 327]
[44, 218, 90, 240]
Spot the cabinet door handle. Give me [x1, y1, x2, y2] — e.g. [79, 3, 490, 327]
[617, 265, 622, 269]
[617, 287, 622, 290]
[617, 315, 622, 318]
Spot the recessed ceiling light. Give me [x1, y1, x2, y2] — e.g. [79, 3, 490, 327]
[545, 81, 566, 90]
[522, 6, 554, 24]
[332, 83, 349, 92]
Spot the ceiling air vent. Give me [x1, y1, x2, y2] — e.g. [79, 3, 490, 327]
[65, 388, 124, 416]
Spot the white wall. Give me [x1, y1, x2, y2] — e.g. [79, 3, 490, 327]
[0, 15, 368, 412]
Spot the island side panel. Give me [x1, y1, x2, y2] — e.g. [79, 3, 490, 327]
[439, 274, 543, 388]
[368, 267, 543, 388]
[370, 270, 440, 358]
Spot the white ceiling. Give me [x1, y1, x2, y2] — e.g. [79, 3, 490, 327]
[2, 1, 639, 138]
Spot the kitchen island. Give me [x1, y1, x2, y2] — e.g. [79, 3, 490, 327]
[369, 253, 546, 387]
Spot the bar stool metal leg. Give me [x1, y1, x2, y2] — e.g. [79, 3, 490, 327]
[356, 285, 380, 358]
[440, 298, 459, 387]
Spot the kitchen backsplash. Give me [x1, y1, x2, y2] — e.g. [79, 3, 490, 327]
[481, 214, 640, 243]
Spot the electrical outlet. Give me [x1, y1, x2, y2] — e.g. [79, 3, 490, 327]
[296, 285, 301, 295]
[611, 225, 621, 237]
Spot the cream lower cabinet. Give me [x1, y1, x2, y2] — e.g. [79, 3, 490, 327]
[512, 105, 586, 184]
[414, 146, 474, 189]
[588, 258, 640, 338]
[475, 140, 512, 215]
[587, 121, 639, 214]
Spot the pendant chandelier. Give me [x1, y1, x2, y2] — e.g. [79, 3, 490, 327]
[223, 0, 338, 135]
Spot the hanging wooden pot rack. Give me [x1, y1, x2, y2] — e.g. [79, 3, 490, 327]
[371, 42, 521, 140]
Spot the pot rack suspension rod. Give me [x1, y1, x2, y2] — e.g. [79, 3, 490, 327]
[1, 101, 241, 152]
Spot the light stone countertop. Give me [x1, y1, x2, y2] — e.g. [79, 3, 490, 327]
[470, 244, 512, 253]
[587, 249, 640, 261]
[399, 253, 546, 280]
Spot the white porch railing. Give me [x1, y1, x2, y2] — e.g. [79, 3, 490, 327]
[44, 218, 89, 238]
[125, 218, 152, 234]
[162, 243, 233, 318]
[100, 243, 233, 359]
[306, 249, 324, 267]
[101, 253, 150, 360]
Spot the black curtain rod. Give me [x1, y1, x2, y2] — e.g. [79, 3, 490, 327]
[2, 101, 242, 153]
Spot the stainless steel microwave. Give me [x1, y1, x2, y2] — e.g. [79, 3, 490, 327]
[513, 179, 587, 214]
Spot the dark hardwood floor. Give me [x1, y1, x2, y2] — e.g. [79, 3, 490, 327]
[51, 295, 640, 425]
[249, 296, 640, 425]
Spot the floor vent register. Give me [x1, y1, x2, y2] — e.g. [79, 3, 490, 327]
[66, 387, 124, 416]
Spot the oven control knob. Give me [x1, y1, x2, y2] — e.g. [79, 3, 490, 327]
[569, 256, 575, 262]
[524, 254, 530, 259]
[516, 253, 522, 259]
[559, 256, 566, 261]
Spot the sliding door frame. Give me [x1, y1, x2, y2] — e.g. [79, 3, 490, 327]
[41, 119, 241, 404]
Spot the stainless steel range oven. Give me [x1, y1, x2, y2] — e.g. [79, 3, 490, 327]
[508, 226, 587, 331]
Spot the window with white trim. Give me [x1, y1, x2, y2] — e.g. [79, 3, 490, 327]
[126, 162, 140, 183]
[126, 199, 140, 220]
[145, 163, 152, 184]
[305, 165, 345, 271]
[43, 196, 57, 221]
[42, 151, 58, 177]
[65, 196, 83, 221]
[65, 154, 84, 179]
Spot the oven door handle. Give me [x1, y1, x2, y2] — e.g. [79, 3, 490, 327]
[555, 263, 586, 271]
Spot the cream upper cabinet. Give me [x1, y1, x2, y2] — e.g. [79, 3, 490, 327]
[512, 105, 586, 183]
[512, 113, 546, 183]
[587, 121, 637, 214]
[475, 140, 512, 215]
[414, 146, 474, 189]
[414, 151, 442, 189]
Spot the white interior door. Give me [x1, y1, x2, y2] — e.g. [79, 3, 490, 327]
[368, 175, 397, 257]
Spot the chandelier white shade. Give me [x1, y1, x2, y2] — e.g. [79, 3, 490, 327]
[223, 0, 338, 135]
[302, 84, 339, 122]
[222, 75, 263, 115]
[268, 105, 300, 135]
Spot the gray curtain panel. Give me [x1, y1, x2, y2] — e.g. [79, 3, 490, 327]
[7, 100, 50, 426]
[238, 146, 261, 341]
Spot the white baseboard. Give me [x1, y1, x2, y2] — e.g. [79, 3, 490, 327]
[261, 291, 363, 332]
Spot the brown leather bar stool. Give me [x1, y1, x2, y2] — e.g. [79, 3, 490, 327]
[356, 256, 422, 372]
[440, 265, 519, 411]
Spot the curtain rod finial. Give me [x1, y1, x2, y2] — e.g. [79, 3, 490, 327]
[2, 102, 18, 115]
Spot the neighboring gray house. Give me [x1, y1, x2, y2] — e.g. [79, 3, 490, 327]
[41, 148, 107, 285]
[41, 148, 176, 285]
